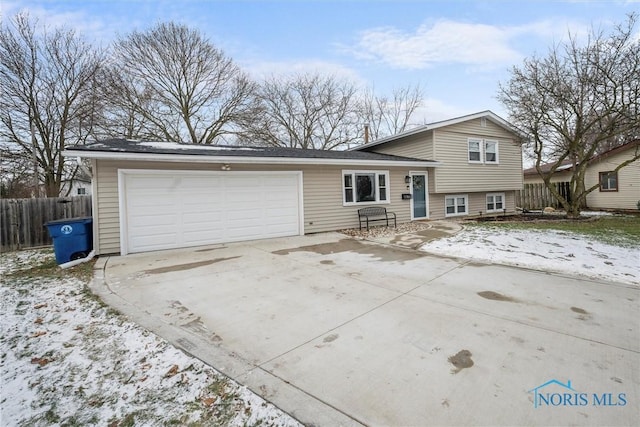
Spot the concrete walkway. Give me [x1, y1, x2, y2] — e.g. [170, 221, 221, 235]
[92, 231, 639, 426]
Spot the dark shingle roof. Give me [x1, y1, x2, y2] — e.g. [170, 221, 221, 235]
[67, 139, 438, 164]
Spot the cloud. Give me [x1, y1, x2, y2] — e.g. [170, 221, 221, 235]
[408, 98, 472, 125]
[1, 0, 116, 45]
[348, 19, 523, 70]
[345, 18, 597, 70]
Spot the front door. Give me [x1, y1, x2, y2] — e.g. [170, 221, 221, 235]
[411, 173, 428, 219]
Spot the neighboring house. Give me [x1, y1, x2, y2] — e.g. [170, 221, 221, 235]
[65, 173, 93, 196]
[352, 111, 524, 220]
[63, 140, 438, 255]
[523, 140, 640, 210]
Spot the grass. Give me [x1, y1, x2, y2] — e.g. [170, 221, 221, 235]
[4, 251, 96, 282]
[467, 215, 640, 248]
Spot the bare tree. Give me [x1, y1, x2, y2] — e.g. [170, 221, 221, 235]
[106, 22, 258, 144]
[498, 14, 639, 217]
[239, 73, 361, 150]
[0, 148, 36, 198]
[0, 13, 104, 197]
[360, 84, 424, 141]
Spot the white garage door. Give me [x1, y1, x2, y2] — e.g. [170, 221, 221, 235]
[121, 171, 302, 254]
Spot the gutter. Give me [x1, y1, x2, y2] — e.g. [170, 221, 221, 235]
[62, 149, 441, 168]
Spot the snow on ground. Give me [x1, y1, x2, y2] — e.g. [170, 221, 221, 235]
[0, 249, 301, 427]
[420, 226, 639, 286]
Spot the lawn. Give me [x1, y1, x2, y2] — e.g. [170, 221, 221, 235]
[467, 214, 640, 248]
[420, 214, 640, 286]
[0, 249, 301, 426]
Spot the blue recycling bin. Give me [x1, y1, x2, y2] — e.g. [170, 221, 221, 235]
[45, 217, 93, 264]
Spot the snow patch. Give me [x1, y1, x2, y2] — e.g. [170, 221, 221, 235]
[420, 227, 639, 286]
[0, 250, 301, 426]
[138, 141, 258, 151]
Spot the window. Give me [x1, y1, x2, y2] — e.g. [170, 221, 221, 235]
[342, 170, 390, 205]
[77, 187, 86, 195]
[468, 138, 499, 164]
[485, 140, 498, 163]
[599, 171, 618, 192]
[468, 139, 482, 163]
[445, 194, 468, 217]
[486, 193, 505, 212]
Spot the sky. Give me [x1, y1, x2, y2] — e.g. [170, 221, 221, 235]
[2, 0, 639, 124]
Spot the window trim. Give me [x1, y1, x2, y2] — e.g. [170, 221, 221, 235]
[342, 170, 391, 206]
[467, 138, 500, 164]
[445, 194, 469, 217]
[468, 138, 483, 164]
[486, 192, 505, 213]
[484, 139, 499, 164]
[599, 171, 618, 192]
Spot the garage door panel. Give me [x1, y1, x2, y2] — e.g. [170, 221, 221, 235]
[129, 214, 179, 227]
[123, 172, 301, 253]
[182, 230, 225, 244]
[128, 196, 177, 209]
[182, 212, 224, 223]
[130, 233, 179, 249]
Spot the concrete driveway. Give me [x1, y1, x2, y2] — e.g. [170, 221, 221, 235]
[92, 232, 639, 426]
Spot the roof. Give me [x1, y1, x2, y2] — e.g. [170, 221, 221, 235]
[63, 139, 440, 167]
[523, 139, 640, 176]
[351, 110, 526, 151]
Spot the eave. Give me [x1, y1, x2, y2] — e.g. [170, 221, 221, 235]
[62, 149, 441, 168]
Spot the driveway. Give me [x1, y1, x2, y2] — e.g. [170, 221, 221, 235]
[92, 232, 639, 426]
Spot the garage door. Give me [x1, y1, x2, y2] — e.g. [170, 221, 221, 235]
[121, 171, 302, 254]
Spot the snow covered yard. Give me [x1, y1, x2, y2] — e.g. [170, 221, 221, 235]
[0, 249, 301, 427]
[420, 217, 640, 286]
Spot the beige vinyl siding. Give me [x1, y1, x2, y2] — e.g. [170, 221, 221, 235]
[442, 117, 510, 138]
[366, 132, 434, 159]
[93, 159, 424, 255]
[433, 125, 523, 193]
[585, 151, 639, 210]
[428, 191, 516, 220]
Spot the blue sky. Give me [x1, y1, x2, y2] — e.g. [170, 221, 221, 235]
[3, 0, 639, 123]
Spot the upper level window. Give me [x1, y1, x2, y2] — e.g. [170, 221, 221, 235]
[599, 171, 618, 192]
[77, 188, 86, 195]
[468, 139, 482, 163]
[485, 140, 498, 163]
[468, 138, 499, 164]
[343, 170, 390, 205]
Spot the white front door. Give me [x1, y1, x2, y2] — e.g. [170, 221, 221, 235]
[119, 170, 302, 254]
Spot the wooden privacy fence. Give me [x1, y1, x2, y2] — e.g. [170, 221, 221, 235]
[1, 196, 92, 251]
[515, 182, 572, 210]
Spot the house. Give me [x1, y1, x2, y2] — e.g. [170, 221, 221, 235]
[352, 111, 525, 220]
[63, 111, 524, 256]
[62, 171, 93, 196]
[523, 140, 640, 211]
[63, 140, 439, 255]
